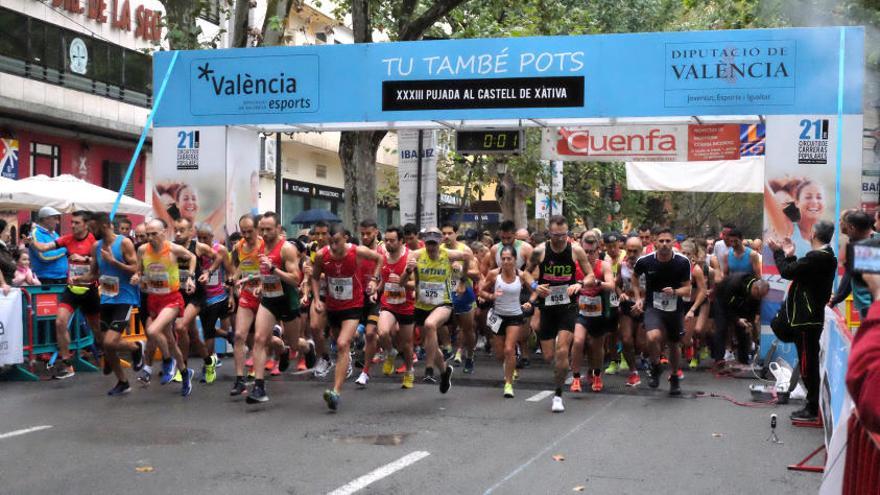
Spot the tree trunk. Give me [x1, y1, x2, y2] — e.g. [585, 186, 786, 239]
[499, 172, 529, 228]
[261, 0, 296, 46]
[338, 130, 386, 228]
[229, 0, 252, 47]
[162, 0, 201, 50]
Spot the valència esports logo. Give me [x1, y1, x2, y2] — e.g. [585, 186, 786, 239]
[192, 58, 316, 114]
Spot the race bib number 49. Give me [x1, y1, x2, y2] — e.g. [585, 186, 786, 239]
[328, 277, 353, 301]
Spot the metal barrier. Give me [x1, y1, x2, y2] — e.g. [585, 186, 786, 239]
[1, 285, 99, 381]
[842, 412, 880, 495]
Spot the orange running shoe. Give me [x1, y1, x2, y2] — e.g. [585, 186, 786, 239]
[569, 376, 582, 393]
[297, 355, 307, 371]
[395, 364, 407, 374]
[626, 372, 641, 387]
[660, 355, 669, 365]
[270, 364, 281, 376]
[265, 359, 276, 371]
[591, 374, 603, 392]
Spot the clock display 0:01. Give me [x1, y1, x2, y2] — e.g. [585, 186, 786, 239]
[455, 130, 523, 155]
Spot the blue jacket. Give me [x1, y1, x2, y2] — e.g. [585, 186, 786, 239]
[29, 224, 68, 280]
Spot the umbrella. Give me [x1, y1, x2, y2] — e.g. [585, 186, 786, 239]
[290, 209, 341, 225]
[0, 174, 152, 215]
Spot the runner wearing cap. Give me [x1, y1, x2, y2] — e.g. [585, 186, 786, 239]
[407, 227, 473, 394]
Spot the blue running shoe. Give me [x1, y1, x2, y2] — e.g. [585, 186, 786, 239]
[323, 389, 339, 411]
[181, 368, 194, 397]
[160, 359, 176, 385]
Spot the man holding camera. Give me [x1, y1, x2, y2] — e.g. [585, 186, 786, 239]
[768, 221, 837, 422]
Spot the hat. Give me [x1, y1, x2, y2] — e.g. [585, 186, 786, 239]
[38, 206, 62, 219]
[423, 227, 442, 243]
[603, 231, 621, 244]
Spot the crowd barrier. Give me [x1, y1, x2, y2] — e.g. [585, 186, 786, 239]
[0, 285, 98, 381]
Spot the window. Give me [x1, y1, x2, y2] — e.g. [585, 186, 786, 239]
[30, 143, 60, 177]
[199, 0, 221, 24]
[315, 164, 327, 179]
[0, 7, 153, 107]
[315, 32, 327, 44]
[103, 161, 134, 196]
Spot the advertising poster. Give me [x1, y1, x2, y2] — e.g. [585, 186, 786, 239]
[0, 138, 19, 180]
[760, 114, 863, 364]
[398, 130, 438, 228]
[153, 126, 259, 241]
[535, 160, 563, 220]
[0, 288, 23, 366]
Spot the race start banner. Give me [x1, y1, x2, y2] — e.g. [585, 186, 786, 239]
[153, 27, 864, 128]
[0, 288, 23, 366]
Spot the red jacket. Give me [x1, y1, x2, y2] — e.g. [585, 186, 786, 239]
[846, 302, 880, 434]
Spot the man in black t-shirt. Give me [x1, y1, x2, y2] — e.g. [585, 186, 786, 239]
[712, 272, 769, 365]
[632, 228, 691, 395]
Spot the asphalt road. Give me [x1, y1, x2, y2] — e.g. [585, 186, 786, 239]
[0, 354, 824, 495]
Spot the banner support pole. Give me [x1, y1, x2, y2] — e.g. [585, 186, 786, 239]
[833, 27, 846, 290]
[110, 50, 180, 221]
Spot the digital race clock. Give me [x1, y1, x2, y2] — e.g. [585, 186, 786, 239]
[455, 130, 524, 155]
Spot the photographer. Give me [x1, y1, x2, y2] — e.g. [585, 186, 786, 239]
[768, 221, 837, 422]
[830, 211, 874, 318]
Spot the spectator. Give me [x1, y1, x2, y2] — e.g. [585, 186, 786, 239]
[0, 218, 16, 283]
[115, 216, 133, 237]
[17, 222, 31, 253]
[12, 251, 40, 286]
[712, 272, 769, 364]
[27, 207, 68, 284]
[830, 211, 874, 318]
[767, 221, 837, 421]
[847, 272, 880, 434]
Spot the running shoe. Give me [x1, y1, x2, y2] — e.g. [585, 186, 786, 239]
[689, 357, 699, 370]
[512, 369, 519, 382]
[570, 377, 582, 393]
[675, 369, 684, 380]
[313, 357, 332, 378]
[345, 355, 353, 379]
[564, 372, 574, 386]
[790, 407, 819, 421]
[503, 383, 515, 398]
[619, 356, 630, 371]
[137, 367, 152, 386]
[200, 366, 207, 384]
[401, 372, 414, 389]
[245, 356, 254, 368]
[723, 350, 736, 362]
[160, 359, 176, 385]
[591, 374, 603, 393]
[265, 359, 276, 371]
[382, 355, 395, 376]
[355, 371, 369, 388]
[463, 358, 474, 374]
[278, 346, 291, 372]
[52, 363, 76, 380]
[442, 346, 453, 361]
[551, 395, 565, 413]
[660, 355, 669, 365]
[323, 389, 340, 411]
[230, 378, 247, 396]
[439, 365, 453, 394]
[423, 368, 437, 384]
[131, 341, 145, 371]
[172, 369, 183, 383]
[107, 381, 131, 396]
[270, 363, 281, 376]
[296, 355, 307, 372]
[181, 368, 194, 397]
[648, 364, 661, 389]
[395, 363, 407, 374]
[669, 374, 681, 396]
[304, 340, 317, 369]
[605, 361, 619, 375]
[246, 384, 269, 404]
[625, 372, 641, 387]
[204, 355, 218, 384]
[416, 346, 426, 362]
[453, 349, 463, 366]
[516, 357, 531, 369]
[699, 346, 711, 361]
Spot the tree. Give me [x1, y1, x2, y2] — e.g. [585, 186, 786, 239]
[329, 0, 469, 230]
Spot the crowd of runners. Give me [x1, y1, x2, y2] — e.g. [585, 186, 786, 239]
[29, 209, 773, 413]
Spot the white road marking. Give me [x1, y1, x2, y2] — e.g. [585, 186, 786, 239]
[525, 390, 554, 402]
[483, 397, 622, 494]
[0, 425, 53, 440]
[328, 450, 430, 495]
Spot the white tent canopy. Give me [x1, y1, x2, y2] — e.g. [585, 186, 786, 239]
[0, 174, 152, 215]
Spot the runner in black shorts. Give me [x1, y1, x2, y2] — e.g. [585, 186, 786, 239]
[571, 233, 615, 393]
[528, 215, 592, 413]
[616, 235, 644, 387]
[632, 228, 692, 396]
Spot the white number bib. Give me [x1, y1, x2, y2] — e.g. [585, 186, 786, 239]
[146, 267, 170, 295]
[383, 282, 406, 305]
[652, 291, 677, 312]
[609, 291, 620, 308]
[241, 266, 261, 290]
[261, 274, 284, 298]
[486, 308, 502, 334]
[545, 285, 571, 306]
[99, 275, 119, 297]
[418, 281, 446, 306]
[578, 295, 603, 317]
[207, 270, 220, 287]
[328, 277, 353, 301]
